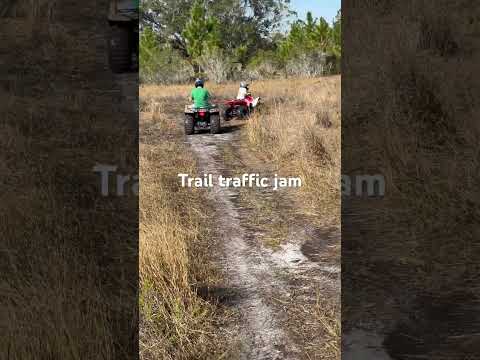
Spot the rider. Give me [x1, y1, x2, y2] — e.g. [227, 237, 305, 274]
[237, 81, 259, 109]
[191, 78, 211, 109]
[236, 81, 249, 100]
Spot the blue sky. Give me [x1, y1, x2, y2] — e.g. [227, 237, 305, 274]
[288, 0, 341, 25]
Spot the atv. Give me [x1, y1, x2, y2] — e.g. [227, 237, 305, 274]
[224, 94, 261, 120]
[184, 105, 221, 135]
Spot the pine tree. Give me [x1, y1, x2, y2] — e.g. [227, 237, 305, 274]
[182, 0, 220, 70]
[330, 10, 341, 58]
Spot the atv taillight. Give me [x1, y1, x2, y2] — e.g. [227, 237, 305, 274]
[199, 111, 206, 117]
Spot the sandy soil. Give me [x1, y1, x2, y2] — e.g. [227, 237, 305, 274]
[184, 117, 340, 359]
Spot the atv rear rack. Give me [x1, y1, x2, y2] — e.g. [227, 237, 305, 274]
[184, 105, 219, 114]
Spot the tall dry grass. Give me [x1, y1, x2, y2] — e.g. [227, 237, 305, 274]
[1, 103, 138, 359]
[139, 77, 341, 359]
[245, 77, 341, 227]
[242, 77, 341, 358]
[1, 3, 138, 358]
[139, 100, 226, 359]
[141, 77, 340, 226]
[342, 3, 480, 355]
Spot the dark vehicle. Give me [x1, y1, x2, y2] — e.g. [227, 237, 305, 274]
[108, 0, 139, 73]
[184, 105, 221, 135]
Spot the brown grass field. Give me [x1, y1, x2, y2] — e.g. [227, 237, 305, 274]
[1, 4, 138, 358]
[140, 76, 341, 359]
[139, 112, 227, 359]
[140, 76, 340, 224]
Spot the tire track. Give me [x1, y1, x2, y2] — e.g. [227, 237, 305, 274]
[187, 127, 340, 359]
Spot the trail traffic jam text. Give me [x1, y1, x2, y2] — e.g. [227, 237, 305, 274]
[178, 173, 302, 191]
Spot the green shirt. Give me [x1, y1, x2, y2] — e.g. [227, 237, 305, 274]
[191, 87, 210, 109]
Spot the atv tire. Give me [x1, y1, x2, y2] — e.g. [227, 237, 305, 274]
[210, 114, 221, 134]
[239, 106, 250, 119]
[185, 115, 195, 135]
[109, 24, 132, 73]
[224, 108, 233, 121]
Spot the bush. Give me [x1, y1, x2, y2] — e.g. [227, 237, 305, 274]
[285, 51, 337, 77]
[140, 46, 193, 84]
[139, 10, 342, 84]
[140, 27, 193, 84]
[246, 50, 281, 79]
[197, 48, 231, 83]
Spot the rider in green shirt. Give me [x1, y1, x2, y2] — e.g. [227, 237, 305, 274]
[191, 78, 211, 109]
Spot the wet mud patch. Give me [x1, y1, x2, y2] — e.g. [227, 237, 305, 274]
[195, 285, 243, 307]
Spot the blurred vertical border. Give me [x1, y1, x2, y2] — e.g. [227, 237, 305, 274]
[0, 1, 139, 359]
[342, 0, 480, 358]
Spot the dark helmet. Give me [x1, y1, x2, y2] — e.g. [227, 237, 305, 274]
[195, 78, 204, 87]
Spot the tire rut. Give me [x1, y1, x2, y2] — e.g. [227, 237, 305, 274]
[188, 131, 297, 359]
[187, 126, 340, 359]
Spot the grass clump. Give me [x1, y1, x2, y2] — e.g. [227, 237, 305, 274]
[139, 98, 227, 359]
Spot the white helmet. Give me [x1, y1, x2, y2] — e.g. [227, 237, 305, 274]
[240, 81, 249, 88]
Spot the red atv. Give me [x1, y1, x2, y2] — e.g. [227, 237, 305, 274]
[224, 94, 261, 120]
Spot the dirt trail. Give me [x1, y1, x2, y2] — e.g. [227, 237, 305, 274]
[186, 120, 340, 359]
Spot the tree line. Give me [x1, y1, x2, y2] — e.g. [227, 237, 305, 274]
[140, 0, 341, 83]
